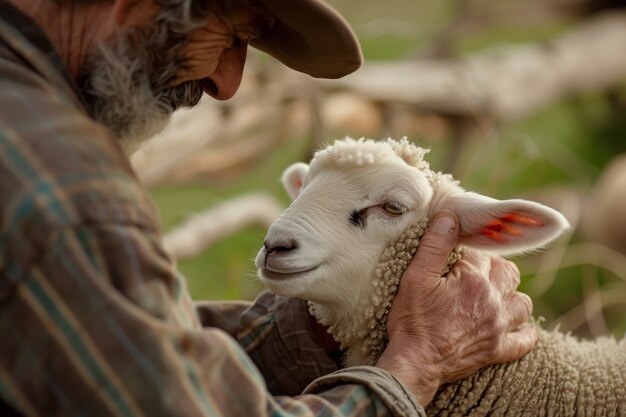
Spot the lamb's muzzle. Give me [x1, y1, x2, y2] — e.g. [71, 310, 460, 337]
[258, 230, 321, 283]
[260, 238, 300, 276]
[264, 238, 297, 255]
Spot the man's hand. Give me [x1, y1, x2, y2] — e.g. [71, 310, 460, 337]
[376, 210, 537, 405]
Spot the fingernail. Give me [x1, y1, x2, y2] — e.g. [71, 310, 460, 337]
[431, 214, 456, 234]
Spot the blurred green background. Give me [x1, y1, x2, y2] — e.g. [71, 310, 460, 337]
[149, 0, 626, 339]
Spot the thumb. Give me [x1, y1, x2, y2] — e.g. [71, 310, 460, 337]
[409, 210, 460, 282]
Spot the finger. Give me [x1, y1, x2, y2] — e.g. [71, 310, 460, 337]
[489, 257, 521, 294]
[504, 292, 534, 330]
[447, 249, 490, 282]
[495, 323, 538, 364]
[407, 210, 460, 283]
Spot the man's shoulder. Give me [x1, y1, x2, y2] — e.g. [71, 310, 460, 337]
[0, 47, 160, 255]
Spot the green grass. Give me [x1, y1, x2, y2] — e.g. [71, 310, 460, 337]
[150, 134, 312, 301]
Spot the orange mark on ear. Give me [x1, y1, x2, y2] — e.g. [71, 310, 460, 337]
[481, 219, 521, 241]
[481, 212, 543, 242]
[295, 179, 303, 188]
[487, 220, 522, 236]
[500, 213, 544, 227]
[480, 227, 507, 242]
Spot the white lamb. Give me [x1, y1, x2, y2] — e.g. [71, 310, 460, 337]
[254, 137, 626, 416]
[256, 137, 568, 365]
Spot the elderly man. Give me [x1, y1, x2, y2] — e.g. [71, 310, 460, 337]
[0, 0, 537, 416]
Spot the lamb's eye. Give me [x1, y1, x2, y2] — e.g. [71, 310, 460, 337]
[381, 201, 406, 216]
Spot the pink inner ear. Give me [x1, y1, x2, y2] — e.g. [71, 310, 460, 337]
[500, 212, 545, 226]
[480, 212, 545, 242]
[295, 179, 302, 188]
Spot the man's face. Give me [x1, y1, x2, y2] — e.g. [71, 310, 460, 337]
[78, 0, 268, 153]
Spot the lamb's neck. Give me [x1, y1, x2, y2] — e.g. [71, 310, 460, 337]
[308, 300, 362, 330]
[308, 297, 376, 344]
[309, 220, 431, 366]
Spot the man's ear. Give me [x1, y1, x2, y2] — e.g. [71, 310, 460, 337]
[446, 192, 570, 256]
[281, 162, 309, 200]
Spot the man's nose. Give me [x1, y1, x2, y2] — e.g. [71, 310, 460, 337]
[205, 39, 248, 100]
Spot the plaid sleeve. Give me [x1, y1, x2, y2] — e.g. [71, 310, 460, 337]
[195, 300, 253, 338]
[238, 292, 342, 395]
[202, 294, 425, 417]
[237, 295, 425, 416]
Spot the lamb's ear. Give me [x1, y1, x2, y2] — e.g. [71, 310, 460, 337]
[281, 162, 309, 200]
[447, 192, 570, 255]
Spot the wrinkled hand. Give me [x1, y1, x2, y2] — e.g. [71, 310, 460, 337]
[376, 210, 537, 405]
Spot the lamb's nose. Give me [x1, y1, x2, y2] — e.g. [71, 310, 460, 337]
[264, 239, 297, 256]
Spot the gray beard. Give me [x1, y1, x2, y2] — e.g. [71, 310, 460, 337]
[78, 24, 204, 154]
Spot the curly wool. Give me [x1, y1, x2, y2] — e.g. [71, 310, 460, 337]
[427, 330, 626, 416]
[312, 137, 431, 172]
[309, 219, 461, 366]
[311, 137, 460, 209]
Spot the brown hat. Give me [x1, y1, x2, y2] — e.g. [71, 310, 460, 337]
[248, 0, 363, 79]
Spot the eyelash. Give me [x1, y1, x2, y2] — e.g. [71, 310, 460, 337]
[349, 202, 407, 228]
[381, 201, 406, 216]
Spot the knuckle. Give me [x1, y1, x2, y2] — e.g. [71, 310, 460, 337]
[504, 260, 521, 286]
[463, 269, 491, 292]
[516, 292, 533, 318]
[482, 296, 499, 316]
[509, 270, 521, 288]
[461, 250, 490, 272]
[492, 316, 507, 334]
[484, 334, 503, 359]
[480, 307, 505, 336]
[492, 258, 520, 287]
[499, 258, 519, 273]
[435, 335, 459, 359]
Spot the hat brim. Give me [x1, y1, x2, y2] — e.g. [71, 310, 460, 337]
[249, 0, 362, 79]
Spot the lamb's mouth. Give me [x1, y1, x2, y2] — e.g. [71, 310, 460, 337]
[260, 266, 319, 281]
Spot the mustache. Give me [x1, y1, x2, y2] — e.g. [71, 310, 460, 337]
[76, 26, 205, 153]
[156, 78, 204, 111]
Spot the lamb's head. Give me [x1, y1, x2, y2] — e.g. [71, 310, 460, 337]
[256, 137, 568, 304]
[256, 138, 569, 363]
[255, 138, 437, 307]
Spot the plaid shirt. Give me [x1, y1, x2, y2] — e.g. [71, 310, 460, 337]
[0, 2, 424, 416]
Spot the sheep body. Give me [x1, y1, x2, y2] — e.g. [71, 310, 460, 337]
[427, 329, 626, 416]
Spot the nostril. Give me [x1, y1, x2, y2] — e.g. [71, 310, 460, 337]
[201, 78, 218, 97]
[264, 239, 298, 255]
